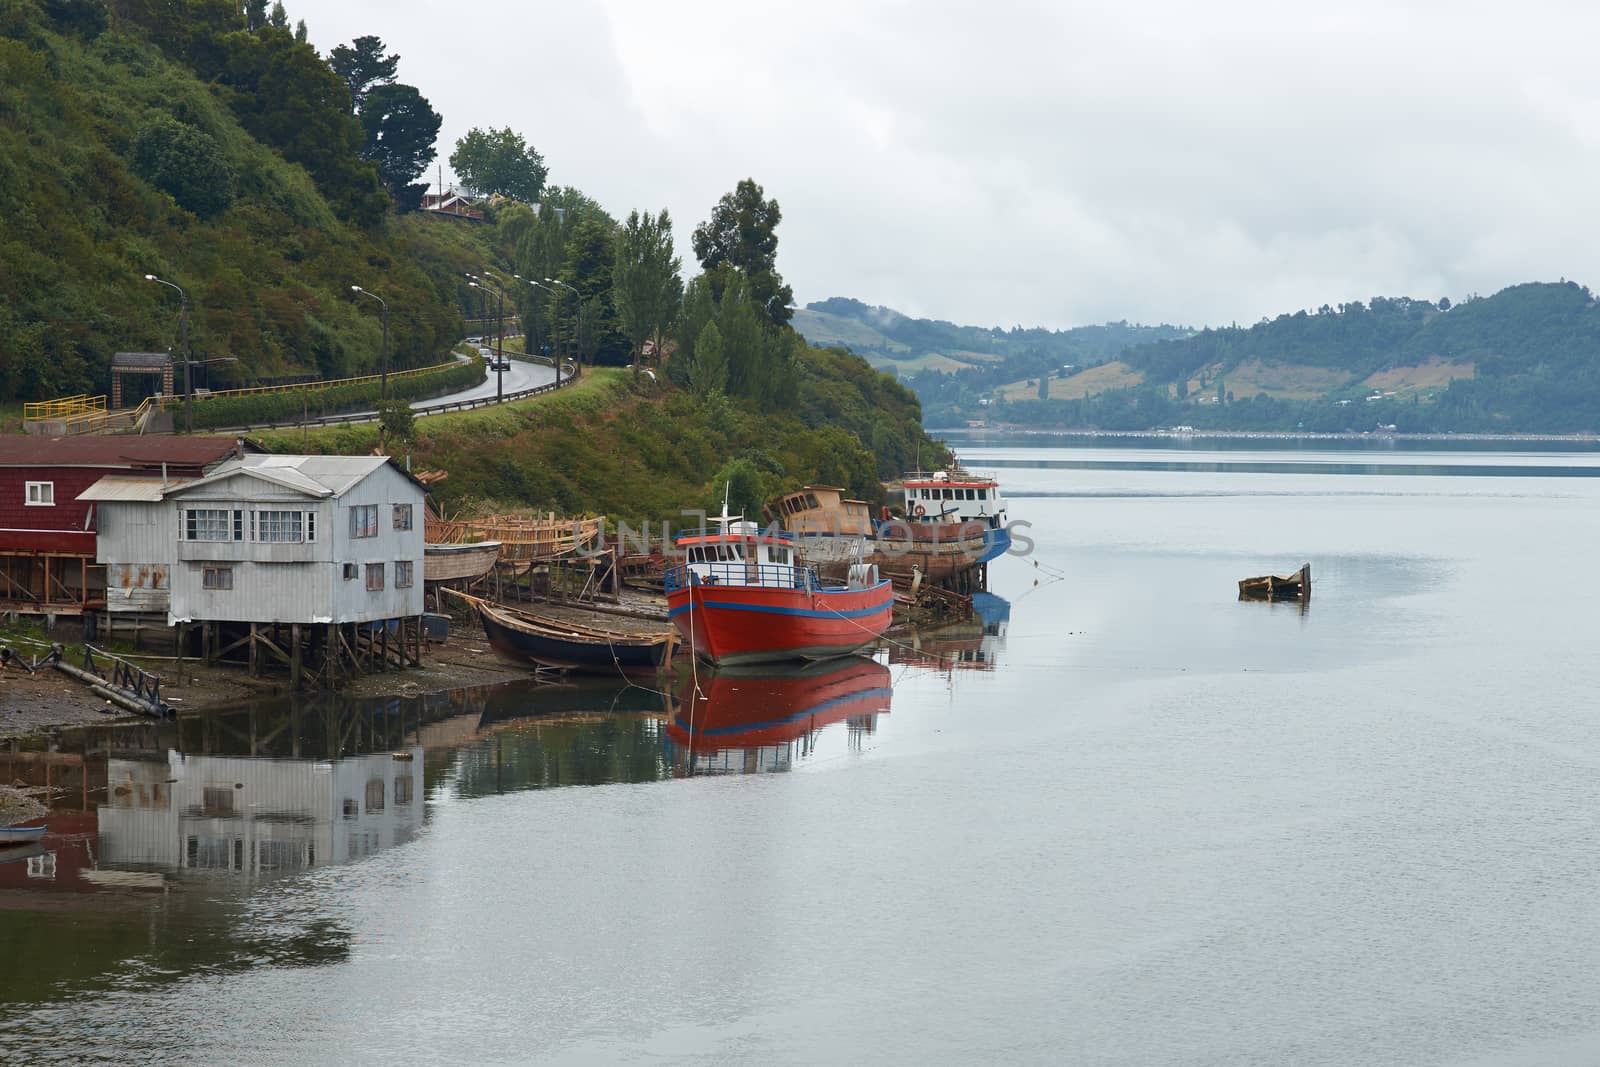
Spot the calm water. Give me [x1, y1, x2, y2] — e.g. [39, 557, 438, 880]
[5, 441, 1600, 1065]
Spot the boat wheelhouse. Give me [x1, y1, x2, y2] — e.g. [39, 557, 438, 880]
[900, 465, 1008, 528]
[664, 516, 892, 666]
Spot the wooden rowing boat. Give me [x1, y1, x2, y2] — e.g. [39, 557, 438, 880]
[423, 540, 502, 583]
[426, 512, 604, 562]
[455, 592, 677, 674]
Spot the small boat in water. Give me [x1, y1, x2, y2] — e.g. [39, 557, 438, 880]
[664, 508, 893, 666]
[465, 594, 677, 674]
[0, 824, 47, 847]
[1239, 563, 1311, 601]
[423, 540, 502, 583]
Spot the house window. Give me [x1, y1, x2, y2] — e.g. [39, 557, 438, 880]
[392, 503, 413, 530]
[343, 562, 359, 581]
[350, 505, 378, 539]
[185, 508, 242, 542]
[24, 481, 54, 506]
[256, 510, 305, 543]
[342, 798, 358, 819]
[394, 775, 414, 805]
[395, 560, 413, 588]
[202, 566, 234, 590]
[366, 563, 385, 591]
[365, 778, 385, 813]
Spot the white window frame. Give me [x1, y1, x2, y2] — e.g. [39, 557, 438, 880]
[24, 481, 54, 506]
[202, 565, 234, 591]
[395, 560, 414, 589]
[350, 504, 378, 539]
[365, 562, 385, 591]
[342, 562, 359, 581]
[392, 503, 413, 531]
[184, 508, 242, 542]
[255, 509, 307, 543]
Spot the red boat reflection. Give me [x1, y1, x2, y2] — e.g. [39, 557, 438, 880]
[667, 656, 893, 774]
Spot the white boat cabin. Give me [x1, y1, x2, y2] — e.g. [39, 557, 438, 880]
[678, 521, 803, 589]
[901, 466, 1008, 527]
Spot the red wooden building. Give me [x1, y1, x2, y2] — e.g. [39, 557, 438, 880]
[0, 436, 248, 618]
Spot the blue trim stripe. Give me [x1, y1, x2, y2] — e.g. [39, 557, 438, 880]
[668, 599, 892, 620]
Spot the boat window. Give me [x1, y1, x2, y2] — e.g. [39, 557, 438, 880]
[978, 489, 987, 499]
[805, 493, 819, 509]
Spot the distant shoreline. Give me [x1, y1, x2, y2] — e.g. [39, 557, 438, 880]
[931, 427, 1600, 444]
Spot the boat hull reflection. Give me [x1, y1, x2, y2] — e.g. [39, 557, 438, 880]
[666, 656, 892, 774]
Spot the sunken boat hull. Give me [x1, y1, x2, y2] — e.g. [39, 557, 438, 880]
[472, 597, 676, 674]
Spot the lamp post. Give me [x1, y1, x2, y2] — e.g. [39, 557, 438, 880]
[546, 278, 581, 367]
[144, 274, 191, 433]
[350, 285, 389, 402]
[468, 278, 506, 402]
[522, 277, 562, 384]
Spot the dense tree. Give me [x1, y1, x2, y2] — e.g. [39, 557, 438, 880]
[691, 178, 794, 328]
[560, 216, 628, 365]
[687, 320, 727, 398]
[449, 127, 547, 202]
[267, 0, 286, 28]
[358, 83, 440, 201]
[244, 0, 267, 29]
[611, 209, 682, 377]
[328, 34, 399, 113]
[219, 25, 387, 226]
[131, 116, 235, 218]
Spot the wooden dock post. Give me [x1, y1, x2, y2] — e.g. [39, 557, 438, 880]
[290, 622, 303, 688]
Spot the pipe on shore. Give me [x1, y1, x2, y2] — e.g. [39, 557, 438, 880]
[51, 660, 168, 718]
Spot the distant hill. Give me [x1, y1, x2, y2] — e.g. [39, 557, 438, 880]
[992, 282, 1600, 434]
[810, 284, 1600, 434]
[792, 296, 1189, 407]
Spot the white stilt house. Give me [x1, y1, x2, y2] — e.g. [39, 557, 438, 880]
[86, 454, 428, 684]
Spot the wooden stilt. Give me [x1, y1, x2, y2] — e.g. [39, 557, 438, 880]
[248, 622, 260, 677]
[202, 621, 213, 666]
[290, 623, 303, 688]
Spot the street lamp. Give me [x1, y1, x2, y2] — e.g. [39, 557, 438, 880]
[520, 276, 562, 383]
[545, 278, 581, 366]
[144, 274, 192, 433]
[468, 279, 506, 402]
[350, 285, 389, 402]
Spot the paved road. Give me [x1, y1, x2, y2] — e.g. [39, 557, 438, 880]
[419, 352, 560, 409]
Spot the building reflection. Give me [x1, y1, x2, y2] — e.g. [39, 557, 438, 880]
[664, 655, 893, 775]
[97, 748, 423, 877]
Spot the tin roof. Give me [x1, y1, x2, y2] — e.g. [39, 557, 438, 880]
[0, 436, 244, 470]
[111, 352, 172, 368]
[169, 454, 396, 499]
[77, 475, 196, 502]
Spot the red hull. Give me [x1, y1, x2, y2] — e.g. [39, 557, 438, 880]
[666, 579, 893, 666]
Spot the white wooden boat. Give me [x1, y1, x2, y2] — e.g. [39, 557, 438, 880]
[0, 825, 47, 846]
[424, 540, 502, 583]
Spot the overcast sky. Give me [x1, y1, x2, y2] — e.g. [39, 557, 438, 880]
[310, 1, 1598, 332]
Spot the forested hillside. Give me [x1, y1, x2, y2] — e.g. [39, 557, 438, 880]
[0, 0, 477, 400]
[987, 282, 1600, 433]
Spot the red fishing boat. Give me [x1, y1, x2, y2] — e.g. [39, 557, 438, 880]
[664, 511, 893, 666]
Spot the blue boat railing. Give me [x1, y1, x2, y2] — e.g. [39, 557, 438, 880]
[663, 562, 818, 594]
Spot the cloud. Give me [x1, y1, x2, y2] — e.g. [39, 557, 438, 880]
[311, 0, 1600, 330]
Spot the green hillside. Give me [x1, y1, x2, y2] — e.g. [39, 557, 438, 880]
[0, 0, 472, 401]
[982, 283, 1600, 434]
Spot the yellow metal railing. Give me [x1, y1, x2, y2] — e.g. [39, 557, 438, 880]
[23, 394, 106, 422]
[181, 356, 468, 403]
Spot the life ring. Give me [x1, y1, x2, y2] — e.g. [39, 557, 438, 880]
[912, 503, 926, 518]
